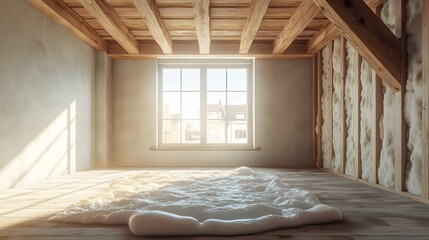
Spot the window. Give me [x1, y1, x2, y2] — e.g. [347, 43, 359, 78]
[158, 59, 253, 148]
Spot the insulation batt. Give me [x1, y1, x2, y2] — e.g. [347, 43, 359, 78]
[49, 167, 342, 236]
[360, 60, 373, 181]
[332, 38, 342, 173]
[344, 41, 357, 176]
[321, 46, 331, 169]
[404, 0, 423, 196]
[378, 0, 397, 189]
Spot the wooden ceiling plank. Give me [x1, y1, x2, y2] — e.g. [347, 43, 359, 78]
[28, 0, 108, 50]
[312, 0, 401, 90]
[306, 0, 386, 53]
[239, 0, 271, 53]
[79, 0, 139, 53]
[193, 0, 211, 54]
[272, 1, 320, 53]
[133, 0, 173, 53]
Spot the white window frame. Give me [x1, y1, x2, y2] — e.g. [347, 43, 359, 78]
[157, 59, 254, 149]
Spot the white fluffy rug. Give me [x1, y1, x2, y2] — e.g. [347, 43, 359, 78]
[50, 167, 342, 236]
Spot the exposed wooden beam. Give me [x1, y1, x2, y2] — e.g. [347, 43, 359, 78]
[422, 0, 429, 200]
[313, 55, 318, 166]
[108, 41, 311, 58]
[327, 42, 334, 169]
[312, 0, 402, 91]
[193, 0, 211, 54]
[28, 0, 108, 50]
[394, 0, 407, 193]
[317, 52, 323, 168]
[354, 53, 362, 179]
[79, 0, 138, 54]
[272, 1, 320, 53]
[133, 0, 172, 54]
[307, 0, 386, 54]
[239, 0, 271, 54]
[307, 23, 340, 54]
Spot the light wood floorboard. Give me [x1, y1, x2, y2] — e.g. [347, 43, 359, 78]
[1, 168, 429, 239]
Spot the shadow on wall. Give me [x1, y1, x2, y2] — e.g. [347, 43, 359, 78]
[0, 101, 77, 190]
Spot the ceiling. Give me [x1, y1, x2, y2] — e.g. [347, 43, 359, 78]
[27, 0, 383, 58]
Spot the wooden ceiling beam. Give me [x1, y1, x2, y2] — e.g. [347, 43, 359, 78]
[133, 0, 172, 54]
[312, 0, 401, 90]
[193, 0, 211, 54]
[28, 0, 108, 50]
[272, 0, 320, 53]
[79, 0, 139, 54]
[307, 0, 386, 53]
[239, 0, 271, 54]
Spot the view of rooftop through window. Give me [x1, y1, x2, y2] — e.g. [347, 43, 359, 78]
[159, 61, 252, 147]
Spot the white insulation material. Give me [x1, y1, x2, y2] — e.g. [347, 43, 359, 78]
[344, 42, 357, 176]
[378, 0, 397, 189]
[50, 168, 342, 236]
[331, 38, 342, 172]
[404, 0, 423, 196]
[321, 46, 331, 169]
[360, 60, 373, 181]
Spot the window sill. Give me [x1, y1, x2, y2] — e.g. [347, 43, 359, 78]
[150, 147, 261, 151]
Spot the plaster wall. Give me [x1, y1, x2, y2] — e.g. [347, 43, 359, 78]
[111, 59, 313, 167]
[0, 0, 95, 190]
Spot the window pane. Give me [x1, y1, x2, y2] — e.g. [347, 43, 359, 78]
[163, 69, 181, 91]
[163, 120, 181, 143]
[227, 122, 247, 144]
[163, 92, 180, 119]
[183, 120, 200, 143]
[207, 120, 225, 143]
[182, 92, 200, 119]
[182, 69, 200, 91]
[227, 92, 247, 105]
[207, 92, 226, 119]
[227, 69, 247, 91]
[207, 69, 226, 91]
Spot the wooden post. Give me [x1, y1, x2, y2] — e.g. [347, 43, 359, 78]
[327, 41, 334, 169]
[340, 36, 347, 174]
[355, 54, 362, 179]
[317, 52, 324, 168]
[394, 0, 407, 193]
[422, 0, 429, 200]
[371, 70, 382, 184]
[313, 56, 318, 166]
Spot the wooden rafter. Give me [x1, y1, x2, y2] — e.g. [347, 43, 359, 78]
[422, 0, 428, 200]
[193, 0, 211, 54]
[272, 0, 320, 53]
[28, 0, 108, 50]
[307, 0, 386, 54]
[133, 0, 172, 54]
[239, 0, 271, 54]
[312, 0, 402, 91]
[79, 0, 139, 54]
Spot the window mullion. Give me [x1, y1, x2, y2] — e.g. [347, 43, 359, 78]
[200, 66, 207, 145]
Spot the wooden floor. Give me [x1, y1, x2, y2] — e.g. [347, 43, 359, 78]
[1, 168, 429, 240]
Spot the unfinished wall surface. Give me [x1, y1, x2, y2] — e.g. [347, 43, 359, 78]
[0, 0, 95, 190]
[95, 51, 112, 168]
[378, 0, 397, 189]
[404, 0, 423, 195]
[321, 46, 331, 169]
[360, 60, 373, 181]
[344, 42, 357, 177]
[331, 38, 342, 173]
[111, 59, 313, 167]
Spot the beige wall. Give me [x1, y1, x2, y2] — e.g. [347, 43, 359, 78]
[112, 59, 313, 167]
[0, 0, 95, 190]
